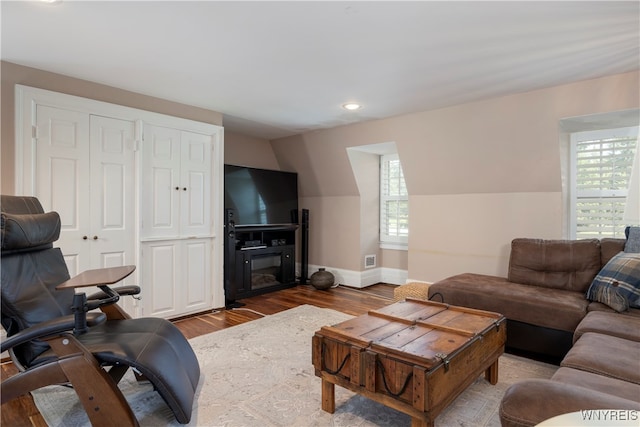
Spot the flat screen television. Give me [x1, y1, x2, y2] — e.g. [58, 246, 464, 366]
[224, 164, 299, 227]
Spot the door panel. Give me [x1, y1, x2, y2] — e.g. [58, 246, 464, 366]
[89, 115, 135, 270]
[184, 239, 211, 311]
[49, 157, 79, 225]
[181, 131, 211, 237]
[141, 125, 181, 238]
[35, 105, 90, 275]
[142, 242, 178, 317]
[89, 116, 137, 314]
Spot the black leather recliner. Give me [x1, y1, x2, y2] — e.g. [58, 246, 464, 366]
[1, 195, 200, 426]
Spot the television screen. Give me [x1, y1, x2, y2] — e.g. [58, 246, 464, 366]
[224, 164, 299, 226]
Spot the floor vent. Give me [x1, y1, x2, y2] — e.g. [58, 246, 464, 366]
[364, 254, 377, 269]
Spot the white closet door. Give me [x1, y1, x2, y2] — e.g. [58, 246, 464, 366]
[89, 115, 136, 270]
[34, 106, 136, 281]
[18, 86, 224, 317]
[182, 239, 211, 312]
[35, 105, 90, 275]
[180, 131, 212, 237]
[141, 239, 211, 318]
[141, 124, 181, 239]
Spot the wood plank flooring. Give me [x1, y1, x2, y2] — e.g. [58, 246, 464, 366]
[1, 283, 396, 427]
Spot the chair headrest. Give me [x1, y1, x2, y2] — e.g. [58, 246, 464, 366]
[1, 212, 61, 252]
[0, 195, 45, 215]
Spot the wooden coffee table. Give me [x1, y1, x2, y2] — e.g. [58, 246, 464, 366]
[312, 298, 506, 427]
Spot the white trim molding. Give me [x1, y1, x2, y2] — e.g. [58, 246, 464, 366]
[302, 264, 408, 288]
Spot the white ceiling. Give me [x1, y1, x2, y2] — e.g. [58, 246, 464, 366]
[2, 1, 639, 140]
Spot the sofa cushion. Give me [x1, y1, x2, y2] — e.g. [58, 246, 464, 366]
[587, 301, 640, 317]
[508, 238, 601, 292]
[574, 311, 640, 343]
[585, 252, 640, 312]
[428, 273, 589, 332]
[600, 238, 626, 264]
[500, 379, 640, 427]
[552, 367, 640, 403]
[561, 332, 640, 385]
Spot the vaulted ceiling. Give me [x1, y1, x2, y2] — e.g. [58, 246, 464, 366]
[2, 1, 638, 139]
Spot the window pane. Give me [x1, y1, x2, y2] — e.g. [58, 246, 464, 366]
[576, 138, 635, 193]
[572, 128, 637, 239]
[380, 153, 409, 244]
[385, 200, 398, 235]
[397, 200, 409, 236]
[575, 198, 627, 239]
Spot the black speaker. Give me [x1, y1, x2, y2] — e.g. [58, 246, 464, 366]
[224, 208, 237, 304]
[300, 209, 309, 284]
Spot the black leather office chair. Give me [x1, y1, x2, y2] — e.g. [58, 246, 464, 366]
[1, 195, 200, 426]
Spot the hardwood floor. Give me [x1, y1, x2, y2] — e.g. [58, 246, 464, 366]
[1, 283, 396, 427]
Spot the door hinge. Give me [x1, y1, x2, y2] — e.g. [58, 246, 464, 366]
[32, 125, 37, 139]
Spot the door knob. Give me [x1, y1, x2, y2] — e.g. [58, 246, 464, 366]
[93, 236, 98, 240]
[83, 236, 88, 240]
[183, 187, 187, 191]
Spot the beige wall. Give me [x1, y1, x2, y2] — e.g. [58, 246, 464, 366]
[224, 131, 280, 169]
[380, 248, 408, 271]
[409, 192, 563, 280]
[1, 61, 223, 194]
[272, 71, 639, 282]
[3, 61, 637, 283]
[347, 149, 382, 269]
[299, 196, 362, 269]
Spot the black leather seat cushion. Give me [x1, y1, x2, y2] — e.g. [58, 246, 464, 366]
[33, 317, 201, 424]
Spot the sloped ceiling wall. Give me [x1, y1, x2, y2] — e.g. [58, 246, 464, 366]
[270, 71, 639, 280]
[273, 71, 639, 199]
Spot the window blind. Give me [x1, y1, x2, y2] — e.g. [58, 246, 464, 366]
[380, 154, 408, 244]
[571, 127, 638, 239]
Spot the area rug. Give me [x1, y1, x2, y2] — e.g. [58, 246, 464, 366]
[31, 304, 557, 426]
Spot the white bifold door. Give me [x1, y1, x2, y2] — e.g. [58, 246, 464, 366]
[139, 124, 213, 318]
[34, 105, 136, 305]
[17, 85, 225, 317]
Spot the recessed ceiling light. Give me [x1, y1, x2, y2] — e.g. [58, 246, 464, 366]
[342, 103, 362, 111]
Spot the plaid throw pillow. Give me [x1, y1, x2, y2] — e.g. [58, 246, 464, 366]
[586, 252, 640, 312]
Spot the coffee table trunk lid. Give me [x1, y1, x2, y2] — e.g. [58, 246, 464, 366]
[319, 299, 505, 368]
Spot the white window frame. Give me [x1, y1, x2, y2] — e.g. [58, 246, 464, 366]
[569, 126, 638, 239]
[380, 153, 409, 249]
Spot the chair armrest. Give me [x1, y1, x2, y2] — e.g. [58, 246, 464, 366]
[56, 265, 135, 290]
[0, 312, 106, 353]
[87, 285, 141, 301]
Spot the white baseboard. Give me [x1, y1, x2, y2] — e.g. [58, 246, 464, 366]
[300, 264, 408, 288]
[405, 279, 432, 285]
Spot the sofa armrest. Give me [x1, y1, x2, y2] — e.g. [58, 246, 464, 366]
[499, 380, 640, 427]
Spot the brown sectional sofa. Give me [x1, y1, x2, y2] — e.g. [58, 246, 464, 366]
[499, 311, 640, 426]
[426, 237, 640, 426]
[427, 238, 637, 359]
